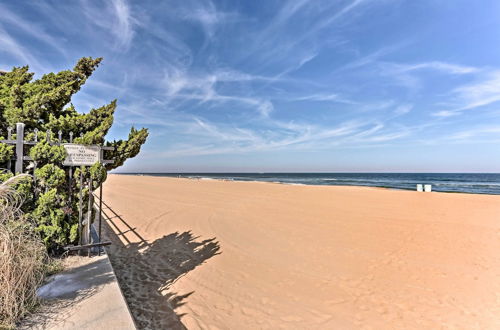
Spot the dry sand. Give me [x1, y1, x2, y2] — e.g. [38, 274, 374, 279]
[102, 174, 500, 329]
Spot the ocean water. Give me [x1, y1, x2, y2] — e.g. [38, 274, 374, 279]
[122, 173, 500, 195]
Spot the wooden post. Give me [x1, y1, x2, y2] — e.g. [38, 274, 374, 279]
[15, 123, 24, 173]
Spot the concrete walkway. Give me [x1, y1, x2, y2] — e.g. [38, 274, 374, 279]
[21, 255, 135, 330]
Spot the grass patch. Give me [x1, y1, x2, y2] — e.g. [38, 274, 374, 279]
[0, 175, 48, 329]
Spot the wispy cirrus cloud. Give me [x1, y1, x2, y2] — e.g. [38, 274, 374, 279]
[111, 0, 135, 49]
[336, 44, 479, 93]
[80, 0, 136, 51]
[311, 0, 370, 31]
[398, 61, 479, 74]
[394, 104, 413, 115]
[3, 0, 499, 171]
[280, 0, 376, 51]
[0, 26, 31, 63]
[119, 103, 411, 158]
[448, 125, 500, 140]
[434, 71, 500, 117]
[0, 3, 64, 57]
[349, 58, 478, 85]
[292, 93, 356, 104]
[242, 0, 376, 75]
[294, 94, 344, 102]
[0, 26, 48, 72]
[181, 0, 239, 39]
[159, 66, 277, 116]
[160, 121, 409, 157]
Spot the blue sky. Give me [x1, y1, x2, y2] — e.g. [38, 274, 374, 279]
[1, 0, 500, 172]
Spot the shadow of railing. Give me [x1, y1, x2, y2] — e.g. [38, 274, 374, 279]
[19, 257, 116, 329]
[98, 199, 148, 246]
[100, 201, 221, 329]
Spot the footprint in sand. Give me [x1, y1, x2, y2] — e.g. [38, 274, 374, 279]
[265, 308, 276, 316]
[309, 309, 333, 322]
[325, 298, 348, 306]
[241, 306, 260, 317]
[207, 325, 222, 330]
[214, 302, 233, 312]
[375, 305, 388, 315]
[281, 315, 303, 322]
[359, 304, 369, 311]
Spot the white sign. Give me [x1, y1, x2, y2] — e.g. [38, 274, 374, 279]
[63, 144, 100, 166]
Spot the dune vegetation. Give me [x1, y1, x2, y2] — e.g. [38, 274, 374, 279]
[0, 174, 47, 328]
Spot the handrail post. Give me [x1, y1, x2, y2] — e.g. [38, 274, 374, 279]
[98, 184, 103, 256]
[87, 178, 93, 257]
[6, 127, 12, 171]
[15, 123, 25, 173]
[78, 168, 84, 249]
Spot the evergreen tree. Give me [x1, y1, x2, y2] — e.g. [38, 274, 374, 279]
[0, 57, 148, 250]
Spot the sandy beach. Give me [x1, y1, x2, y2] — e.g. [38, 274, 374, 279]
[102, 174, 500, 329]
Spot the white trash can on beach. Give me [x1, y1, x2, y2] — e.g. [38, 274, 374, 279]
[424, 184, 432, 192]
[416, 184, 423, 192]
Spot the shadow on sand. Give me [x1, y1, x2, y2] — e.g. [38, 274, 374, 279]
[100, 200, 221, 329]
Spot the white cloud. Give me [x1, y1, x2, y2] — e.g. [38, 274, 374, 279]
[394, 104, 413, 115]
[160, 67, 277, 116]
[398, 61, 478, 74]
[81, 0, 136, 51]
[0, 26, 47, 72]
[243, 0, 380, 73]
[294, 93, 342, 101]
[285, 0, 375, 49]
[340, 48, 392, 71]
[121, 105, 411, 158]
[433, 110, 459, 118]
[338, 49, 479, 93]
[181, 1, 238, 38]
[162, 67, 275, 97]
[111, 0, 135, 49]
[371, 60, 478, 92]
[291, 93, 356, 104]
[453, 71, 500, 107]
[0, 3, 64, 56]
[320, 0, 368, 27]
[449, 126, 500, 140]
[433, 71, 500, 117]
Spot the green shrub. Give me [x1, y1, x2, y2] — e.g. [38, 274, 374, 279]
[0, 58, 148, 251]
[0, 143, 13, 163]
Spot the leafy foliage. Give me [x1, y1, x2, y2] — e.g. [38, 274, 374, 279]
[29, 140, 66, 164]
[0, 58, 148, 251]
[0, 143, 13, 163]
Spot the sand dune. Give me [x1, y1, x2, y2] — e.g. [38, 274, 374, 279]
[102, 174, 500, 329]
